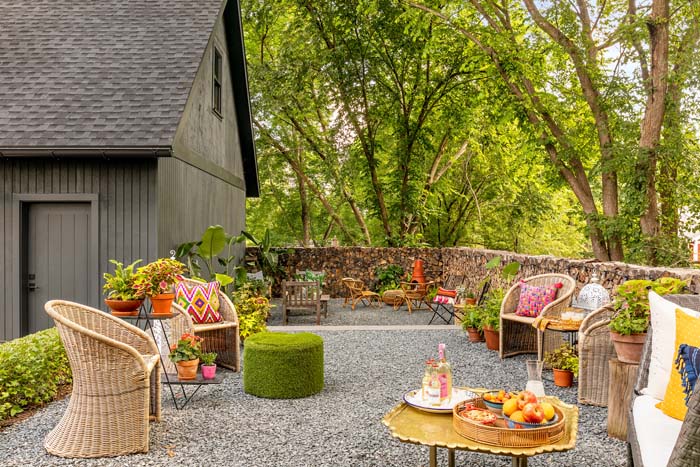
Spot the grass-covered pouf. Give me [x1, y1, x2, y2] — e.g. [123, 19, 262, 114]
[243, 332, 324, 399]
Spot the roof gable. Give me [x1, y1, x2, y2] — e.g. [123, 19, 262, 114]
[0, 0, 223, 148]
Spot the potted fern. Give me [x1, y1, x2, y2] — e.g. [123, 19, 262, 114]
[461, 305, 484, 342]
[544, 343, 579, 387]
[103, 259, 144, 316]
[480, 289, 505, 351]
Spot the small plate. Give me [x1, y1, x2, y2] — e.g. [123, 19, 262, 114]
[403, 388, 478, 414]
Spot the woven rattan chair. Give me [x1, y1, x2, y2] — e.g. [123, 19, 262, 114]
[499, 274, 576, 360]
[170, 278, 240, 372]
[577, 304, 616, 406]
[44, 300, 161, 458]
[282, 280, 324, 325]
[628, 294, 700, 467]
[342, 277, 381, 310]
[400, 280, 435, 314]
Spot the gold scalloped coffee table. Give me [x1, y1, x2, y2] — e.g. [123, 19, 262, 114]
[382, 391, 578, 467]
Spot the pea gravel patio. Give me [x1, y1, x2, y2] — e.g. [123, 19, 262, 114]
[0, 326, 626, 466]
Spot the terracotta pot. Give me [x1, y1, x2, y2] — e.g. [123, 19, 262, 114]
[553, 368, 574, 387]
[150, 293, 175, 316]
[610, 331, 647, 364]
[466, 327, 484, 343]
[483, 326, 499, 351]
[464, 298, 477, 306]
[201, 364, 217, 380]
[104, 298, 143, 317]
[176, 358, 199, 381]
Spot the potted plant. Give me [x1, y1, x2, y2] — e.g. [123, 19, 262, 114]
[200, 352, 217, 379]
[102, 259, 144, 316]
[544, 343, 579, 387]
[480, 289, 505, 351]
[168, 333, 203, 380]
[374, 264, 405, 304]
[464, 291, 477, 306]
[461, 305, 484, 342]
[134, 258, 186, 316]
[608, 278, 686, 363]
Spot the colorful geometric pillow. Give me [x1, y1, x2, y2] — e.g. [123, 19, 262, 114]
[676, 344, 700, 407]
[175, 281, 222, 324]
[658, 309, 700, 420]
[514, 281, 563, 317]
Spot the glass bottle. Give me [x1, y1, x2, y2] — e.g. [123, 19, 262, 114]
[421, 359, 434, 401]
[428, 363, 441, 406]
[437, 343, 453, 402]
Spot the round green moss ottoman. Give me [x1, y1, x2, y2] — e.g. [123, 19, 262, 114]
[243, 332, 324, 399]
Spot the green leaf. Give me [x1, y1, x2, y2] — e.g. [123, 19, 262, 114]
[175, 241, 198, 258]
[485, 256, 502, 270]
[501, 262, 520, 279]
[215, 273, 234, 287]
[199, 226, 227, 260]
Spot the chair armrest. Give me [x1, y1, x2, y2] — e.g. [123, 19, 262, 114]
[169, 302, 195, 343]
[539, 289, 574, 320]
[218, 293, 239, 325]
[579, 305, 614, 335]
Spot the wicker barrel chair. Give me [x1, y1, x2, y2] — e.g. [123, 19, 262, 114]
[44, 300, 161, 458]
[169, 278, 240, 372]
[577, 304, 616, 406]
[499, 274, 576, 360]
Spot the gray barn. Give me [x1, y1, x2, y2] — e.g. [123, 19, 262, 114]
[0, 0, 259, 341]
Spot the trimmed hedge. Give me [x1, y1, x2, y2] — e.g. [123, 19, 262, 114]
[0, 328, 72, 420]
[243, 332, 324, 399]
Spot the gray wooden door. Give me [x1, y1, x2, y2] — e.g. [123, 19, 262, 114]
[25, 203, 92, 334]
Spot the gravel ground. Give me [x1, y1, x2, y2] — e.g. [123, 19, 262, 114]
[0, 329, 626, 467]
[268, 298, 443, 326]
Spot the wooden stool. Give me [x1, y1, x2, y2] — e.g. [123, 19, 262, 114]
[607, 358, 639, 440]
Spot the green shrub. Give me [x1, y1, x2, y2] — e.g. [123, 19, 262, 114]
[374, 264, 405, 294]
[233, 282, 271, 340]
[0, 328, 72, 420]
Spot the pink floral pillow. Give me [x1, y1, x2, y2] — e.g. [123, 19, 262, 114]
[514, 281, 563, 317]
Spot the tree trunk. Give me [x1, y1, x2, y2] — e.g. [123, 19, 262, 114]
[295, 160, 311, 246]
[637, 0, 670, 264]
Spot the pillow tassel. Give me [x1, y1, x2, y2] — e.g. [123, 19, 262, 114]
[676, 344, 700, 406]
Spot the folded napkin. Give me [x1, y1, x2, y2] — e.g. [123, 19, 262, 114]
[532, 316, 550, 331]
[676, 343, 700, 406]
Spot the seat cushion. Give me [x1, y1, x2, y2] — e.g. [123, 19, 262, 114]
[502, 312, 536, 324]
[633, 394, 682, 467]
[175, 281, 222, 324]
[643, 291, 700, 400]
[515, 281, 563, 317]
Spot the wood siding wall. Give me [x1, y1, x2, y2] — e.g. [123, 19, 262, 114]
[157, 157, 245, 259]
[0, 158, 158, 341]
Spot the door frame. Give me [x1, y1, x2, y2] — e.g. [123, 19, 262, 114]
[12, 194, 99, 336]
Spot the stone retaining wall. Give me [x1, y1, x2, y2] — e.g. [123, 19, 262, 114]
[247, 247, 700, 298]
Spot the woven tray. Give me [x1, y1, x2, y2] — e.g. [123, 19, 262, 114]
[453, 400, 566, 448]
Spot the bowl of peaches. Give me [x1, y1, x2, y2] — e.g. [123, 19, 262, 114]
[500, 390, 558, 428]
[481, 389, 518, 415]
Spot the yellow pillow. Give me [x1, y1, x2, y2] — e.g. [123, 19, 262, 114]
[657, 308, 700, 420]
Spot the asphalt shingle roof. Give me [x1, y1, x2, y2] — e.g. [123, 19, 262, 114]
[0, 0, 222, 148]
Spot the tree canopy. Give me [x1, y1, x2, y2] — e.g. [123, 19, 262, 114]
[242, 0, 700, 266]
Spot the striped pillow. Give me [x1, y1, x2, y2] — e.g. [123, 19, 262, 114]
[175, 281, 222, 324]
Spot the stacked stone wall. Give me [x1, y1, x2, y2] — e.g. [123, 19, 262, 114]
[246, 246, 700, 298]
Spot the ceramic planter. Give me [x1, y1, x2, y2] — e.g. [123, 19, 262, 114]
[610, 331, 647, 364]
[201, 364, 217, 380]
[175, 358, 199, 380]
[104, 298, 143, 317]
[483, 326, 499, 351]
[466, 327, 484, 343]
[150, 293, 175, 316]
[553, 368, 574, 387]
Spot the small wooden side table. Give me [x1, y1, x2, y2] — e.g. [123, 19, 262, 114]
[607, 358, 639, 440]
